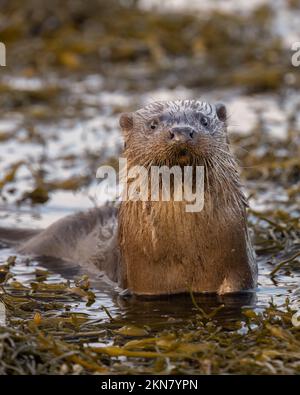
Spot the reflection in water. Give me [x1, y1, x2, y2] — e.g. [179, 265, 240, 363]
[115, 291, 257, 327]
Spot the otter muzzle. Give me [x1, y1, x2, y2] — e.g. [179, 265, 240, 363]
[169, 126, 195, 143]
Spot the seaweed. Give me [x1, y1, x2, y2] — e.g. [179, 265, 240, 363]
[0, 0, 300, 375]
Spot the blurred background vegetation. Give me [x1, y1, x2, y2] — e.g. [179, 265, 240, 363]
[0, 0, 299, 91]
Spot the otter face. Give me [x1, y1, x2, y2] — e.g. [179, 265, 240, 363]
[120, 100, 228, 166]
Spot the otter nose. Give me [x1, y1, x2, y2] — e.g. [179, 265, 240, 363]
[169, 126, 195, 142]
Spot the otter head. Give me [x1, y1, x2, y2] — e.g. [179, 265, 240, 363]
[119, 100, 228, 167]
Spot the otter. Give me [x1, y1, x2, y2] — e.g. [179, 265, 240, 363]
[0, 100, 257, 296]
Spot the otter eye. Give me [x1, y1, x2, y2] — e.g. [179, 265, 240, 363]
[200, 116, 209, 127]
[150, 120, 158, 130]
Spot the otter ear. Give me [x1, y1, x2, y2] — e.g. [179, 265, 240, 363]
[119, 112, 133, 131]
[215, 103, 227, 122]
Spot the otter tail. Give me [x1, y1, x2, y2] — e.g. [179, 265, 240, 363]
[0, 206, 120, 287]
[0, 227, 41, 247]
